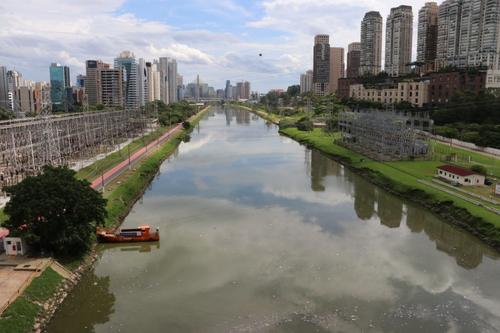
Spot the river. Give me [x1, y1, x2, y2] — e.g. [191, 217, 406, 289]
[47, 107, 500, 333]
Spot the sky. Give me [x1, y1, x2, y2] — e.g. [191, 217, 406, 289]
[0, 0, 430, 92]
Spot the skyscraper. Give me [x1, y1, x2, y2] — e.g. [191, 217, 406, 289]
[114, 51, 138, 109]
[417, 2, 439, 71]
[437, 0, 500, 70]
[137, 58, 148, 107]
[7, 70, 22, 112]
[167, 59, 178, 104]
[360, 12, 383, 75]
[385, 5, 413, 76]
[85, 60, 109, 106]
[99, 68, 124, 108]
[313, 35, 330, 96]
[158, 57, 170, 104]
[0, 66, 9, 110]
[300, 70, 313, 94]
[225, 80, 231, 99]
[146, 61, 161, 102]
[49, 63, 71, 111]
[330, 47, 345, 93]
[346, 42, 361, 78]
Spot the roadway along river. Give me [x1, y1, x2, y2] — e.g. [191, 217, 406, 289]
[48, 107, 500, 333]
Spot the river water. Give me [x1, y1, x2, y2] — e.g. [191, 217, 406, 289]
[47, 107, 500, 333]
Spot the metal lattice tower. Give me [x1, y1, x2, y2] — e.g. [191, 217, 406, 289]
[0, 108, 150, 189]
[338, 108, 433, 161]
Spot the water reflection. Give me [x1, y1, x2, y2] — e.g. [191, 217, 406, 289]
[308, 146, 499, 270]
[47, 265, 115, 333]
[224, 108, 251, 126]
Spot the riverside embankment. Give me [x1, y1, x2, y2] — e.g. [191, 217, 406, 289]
[237, 105, 500, 252]
[0, 106, 211, 333]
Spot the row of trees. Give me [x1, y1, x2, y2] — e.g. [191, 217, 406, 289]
[432, 92, 500, 148]
[146, 100, 198, 126]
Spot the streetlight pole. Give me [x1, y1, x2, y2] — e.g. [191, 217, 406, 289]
[127, 144, 131, 169]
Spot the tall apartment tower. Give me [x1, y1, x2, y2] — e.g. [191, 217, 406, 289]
[346, 42, 361, 78]
[437, 0, 500, 70]
[137, 58, 148, 107]
[313, 35, 331, 96]
[300, 70, 313, 94]
[85, 60, 109, 106]
[385, 5, 414, 77]
[360, 12, 383, 75]
[417, 2, 439, 71]
[329, 47, 345, 93]
[99, 68, 124, 108]
[114, 51, 138, 109]
[167, 59, 178, 103]
[146, 61, 161, 102]
[0, 66, 9, 110]
[158, 57, 170, 104]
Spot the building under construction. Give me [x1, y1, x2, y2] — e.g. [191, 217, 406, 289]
[338, 108, 433, 161]
[0, 109, 151, 189]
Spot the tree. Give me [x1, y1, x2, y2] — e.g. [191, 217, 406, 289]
[0, 107, 13, 121]
[471, 164, 487, 175]
[3, 166, 107, 258]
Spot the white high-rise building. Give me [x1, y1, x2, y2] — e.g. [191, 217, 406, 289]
[300, 70, 313, 94]
[385, 5, 413, 77]
[137, 58, 148, 107]
[147, 61, 161, 102]
[437, 0, 500, 70]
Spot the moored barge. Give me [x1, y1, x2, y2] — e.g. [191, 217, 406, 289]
[97, 225, 160, 243]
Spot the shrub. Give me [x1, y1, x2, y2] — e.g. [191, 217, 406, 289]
[471, 164, 487, 175]
[296, 117, 314, 132]
[278, 119, 297, 130]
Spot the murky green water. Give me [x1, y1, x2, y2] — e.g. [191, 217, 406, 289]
[47, 107, 500, 333]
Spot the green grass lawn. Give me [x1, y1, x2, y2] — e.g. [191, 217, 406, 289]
[0, 267, 63, 333]
[430, 141, 500, 179]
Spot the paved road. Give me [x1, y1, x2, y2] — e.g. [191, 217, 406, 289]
[91, 124, 183, 190]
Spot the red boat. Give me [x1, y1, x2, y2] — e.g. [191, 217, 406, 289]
[97, 225, 160, 243]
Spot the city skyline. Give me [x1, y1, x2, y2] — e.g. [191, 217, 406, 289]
[1, 0, 461, 92]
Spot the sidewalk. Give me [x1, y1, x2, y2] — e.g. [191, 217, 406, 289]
[90, 123, 183, 190]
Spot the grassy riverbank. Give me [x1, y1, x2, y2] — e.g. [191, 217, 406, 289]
[280, 128, 500, 250]
[0, 268, 63, 333]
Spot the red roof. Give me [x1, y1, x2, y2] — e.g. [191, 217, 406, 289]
[0, 228, 9, 238]
[438, 165, 476, 177]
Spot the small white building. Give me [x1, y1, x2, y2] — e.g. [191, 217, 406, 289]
[3, 237, 28, 256]
[437, 165, 485, 186]
[0, 228, 9, 253]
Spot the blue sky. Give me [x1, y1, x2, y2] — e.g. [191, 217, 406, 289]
[0, 0, 426, 92]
